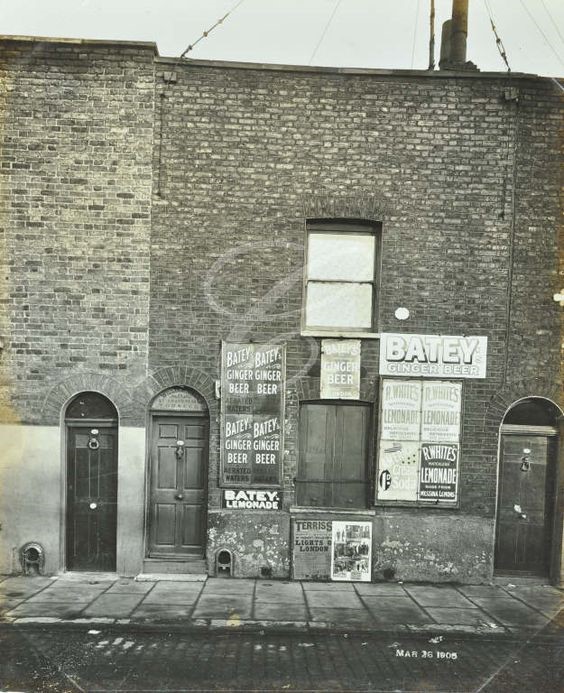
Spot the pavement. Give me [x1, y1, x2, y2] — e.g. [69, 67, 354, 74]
[0, 574, 562, 636]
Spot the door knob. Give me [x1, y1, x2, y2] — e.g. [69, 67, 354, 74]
[513, 503, 527, 520]
[89, 502, 98, 510]
[175, 494, 184, 501]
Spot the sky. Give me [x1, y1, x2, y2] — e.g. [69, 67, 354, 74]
[1, 0, 563, 77]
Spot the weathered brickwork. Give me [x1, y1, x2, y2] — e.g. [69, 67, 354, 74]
[0, 39, 156, 424]
[0, 37, 560, 581]
[151, 61, 562, 523]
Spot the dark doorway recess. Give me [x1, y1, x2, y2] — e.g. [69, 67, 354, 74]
[495, 398, 559, 578]
[65, 392, 118, 572]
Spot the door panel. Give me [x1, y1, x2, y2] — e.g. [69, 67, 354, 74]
[149, 415, 208, 557]
[66, 426, 118, 572]
[495, 435, 553, 575]
[157, 447, 178, 489]
[298, 403, 370, 508]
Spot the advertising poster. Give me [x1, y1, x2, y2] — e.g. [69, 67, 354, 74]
[320, 339, 361, 400]
[221, 342, 285, 486]
[331, 521, 372, 582]
[292, 519, 332, 580]
[379, 333, 488, 378]
[419, 443, 459, 502]
[380, 379, 422, 440]
[421, 381, 462, 442]
[222, 489, 282, 510]
[377, 440, 420, 501]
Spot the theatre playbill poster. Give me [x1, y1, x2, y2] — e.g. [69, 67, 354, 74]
[331, 521, 372, 582]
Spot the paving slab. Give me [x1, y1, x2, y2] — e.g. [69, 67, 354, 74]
[302, 581, 355, 592]
[24, 589, 105, 604]
[6, 602, 86, 619]
[308, 606, 376, 628]
[354, 583, 408, 596]
[404, 585, 477, 608]
[502, 586, 563, 617]
[103, 580, 156, 595]
[469, 596, 550, 627]
[0, 578, 53, 599]
[425, 607, 499, 626]
[131, 604, 195, 620]
[192, 594, 253, 619]
[203, 578, 256, 595]
[305, 589, 364, 609]
[363, 597, 434, 627]
[148, 580, 203, 591]
[142, 590, 201, 605]
[82, 593, 146, 618]
[0, 597, 25, 614]
[255, 582, 304, 603]
[253, 602, 308, 621]
[457, 585, 507, 598]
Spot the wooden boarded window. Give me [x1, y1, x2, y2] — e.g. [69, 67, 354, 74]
[297, 402, 370, 509]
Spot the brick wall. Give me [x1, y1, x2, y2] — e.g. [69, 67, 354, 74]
[0, 39, 156, 424]
[150, 61, 562, 518]
[0, 40, 560, 578]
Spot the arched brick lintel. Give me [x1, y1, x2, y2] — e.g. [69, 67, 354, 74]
[41, 372, 134, 426]
[299, 194, 392, 224]
[145, 366, 218, 418]
[485, 376, 563, 437]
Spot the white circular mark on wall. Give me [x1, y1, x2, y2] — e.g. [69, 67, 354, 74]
[394, 307, 410, 320]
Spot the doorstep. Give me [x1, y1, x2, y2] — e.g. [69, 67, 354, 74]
[135, 573, 208, 582]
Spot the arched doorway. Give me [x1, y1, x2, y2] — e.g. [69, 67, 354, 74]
[494, 397, 560, 578]
[65, 392, 118, 572]
[147, 387, 209, 561]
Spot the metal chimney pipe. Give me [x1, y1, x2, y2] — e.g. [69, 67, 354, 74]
[450, 0, 468, 64]
[439, 20, 452, 68]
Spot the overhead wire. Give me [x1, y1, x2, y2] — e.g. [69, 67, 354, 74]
[179, 0, 247, 59]
[309, 0, 344, 65]
[157, 0, 247, 196]
[482, 0, 511, 72]
[517, 0, 564, 68]
[538, 0, 564, 49]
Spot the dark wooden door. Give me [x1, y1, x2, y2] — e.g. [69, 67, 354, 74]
[495, 435, 556, 575]
[66, 425, 118, 571]
[297, 403, 370, 508]
[148, 416, 208, 557]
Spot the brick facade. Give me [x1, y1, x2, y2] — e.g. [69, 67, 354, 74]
[0, 37, 561, 582]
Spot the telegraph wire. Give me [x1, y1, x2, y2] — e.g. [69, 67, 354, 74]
[157, 0, 247, 196]
[539, 0, 564, 48]
[179, 0, 247, 59]
[309, 0, 344, 65]
[482, 0, 511, 72]
[517, 0, 564, 67]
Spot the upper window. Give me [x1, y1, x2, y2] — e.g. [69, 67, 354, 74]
[303, 221, 379, 335]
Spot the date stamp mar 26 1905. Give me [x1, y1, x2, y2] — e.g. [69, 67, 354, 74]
[395, 649, 458, 660]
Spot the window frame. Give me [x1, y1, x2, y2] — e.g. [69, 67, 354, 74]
[301, 220, 381, 337]
[295, 400, 373, 510]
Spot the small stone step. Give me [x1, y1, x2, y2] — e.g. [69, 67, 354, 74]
[136, 573, 207, 582]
